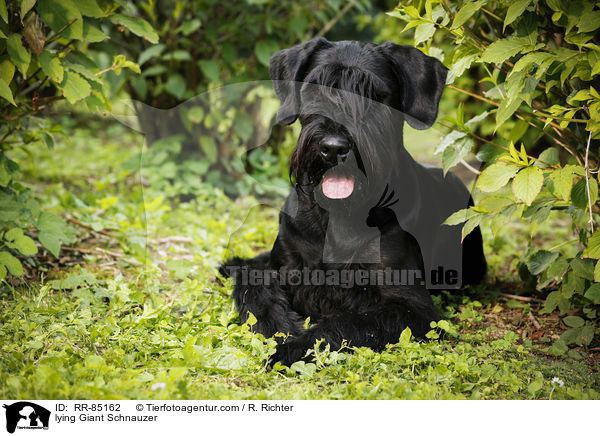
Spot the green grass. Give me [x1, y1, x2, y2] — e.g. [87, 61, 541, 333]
[0, 120, 598, 400]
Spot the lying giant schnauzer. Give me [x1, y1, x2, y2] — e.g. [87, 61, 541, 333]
[221, 38, 487, 366]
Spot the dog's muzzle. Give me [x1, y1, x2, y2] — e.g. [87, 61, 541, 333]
[318, 136, 356, 199]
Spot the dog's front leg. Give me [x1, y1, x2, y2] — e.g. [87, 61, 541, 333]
[221, 254, 305, 338]
[270, 297, 439, 367]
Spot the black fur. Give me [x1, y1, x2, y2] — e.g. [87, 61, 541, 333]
[220, 38, 487, 367]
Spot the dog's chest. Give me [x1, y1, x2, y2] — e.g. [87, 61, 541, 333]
[289, 279, 380, 320]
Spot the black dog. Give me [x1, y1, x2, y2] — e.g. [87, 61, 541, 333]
[221, 38, 486, 366]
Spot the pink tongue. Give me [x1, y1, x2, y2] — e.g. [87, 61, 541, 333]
[322, 175, 355, 199]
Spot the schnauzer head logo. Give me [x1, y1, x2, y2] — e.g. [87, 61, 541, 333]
[3, 402, 50, 433]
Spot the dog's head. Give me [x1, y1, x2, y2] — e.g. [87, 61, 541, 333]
[270, 38, 447, 210]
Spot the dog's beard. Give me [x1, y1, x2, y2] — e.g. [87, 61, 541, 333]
[293, 137, 387, 213]
[291, 90, 404, 212]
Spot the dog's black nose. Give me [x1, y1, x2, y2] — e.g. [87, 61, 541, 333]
[319, 136, 350, 161]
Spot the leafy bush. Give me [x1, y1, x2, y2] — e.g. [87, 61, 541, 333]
[0, 0, 154, 278]
[390, 0, 599, 352]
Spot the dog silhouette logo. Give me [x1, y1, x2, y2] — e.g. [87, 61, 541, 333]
[3, 402, 50, 433]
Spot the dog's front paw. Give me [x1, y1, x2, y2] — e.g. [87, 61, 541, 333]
[269, 337, 313, 368]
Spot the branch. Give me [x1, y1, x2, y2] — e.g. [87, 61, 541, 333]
[46, 18, 78, 44]
[497, 292, 544, 303]
[437, 121, 555, 168]
[65, 216, 115, 236]
[447, 84, 583, 166]
[584, 131, 595, 232]
[314, 0, 358, 38]
[459, 159, 481, 175]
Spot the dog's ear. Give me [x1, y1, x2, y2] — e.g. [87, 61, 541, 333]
[377, 42, 447, 130]
[269, 37, 332, 125]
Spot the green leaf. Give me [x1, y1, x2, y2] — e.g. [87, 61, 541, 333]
[513, 51, 555, 74]
[442, 137, 473, 175]
[480, 38, 526, 64]
[58, 71, 91, 104]
[563, 316, 585, 328]
[542, 290, 560, 314]
[579, 325, 594, 346]
[82, 22, 108, 42]
[447, 50, 479, 83]
[434, 130, 467, 154]
[496, 96, 523, 128]
[539, 255, 569, 288]
[4, 228, 38, 255]
[198, 60, 220, 83]
[187, 107, 204, 124]
[4, 228, 22, 242]
[443, 208, 480, 226]
[0, 77, 15, 106]
[0, 58, 15, 83]
[476, 195, 514, 213]
[584, 283, 600, 304]
[289, 14, 307, 39]
[504, 0, 532, 30]
[551, 167, 574, 201]
[398, 327, 412, 346]
[7, 34, 31, 78]
[414, 22, 435, 45]
[76, 0, 105, 18]
[38, 230, 60, 257]
[38, 50, 63, 83]
[37, 211, 72, 242]
[199, 136, 217, 164]
[512, 166, 543, 206]
[0, 0, 7, 23]
[21, 0, 37, 20]
[111, 14, 159, 44]
[451, 0, 488, 29]
[14, 234, 37, 255]
[254, 40, 279, 67]
[476, 162, 519, 192]
[527, 378, 542, 395]
[583, 231, 600, 259]
[162, 50, 191, 62]
[571, 178, 598, 210]
[177, 18, 201, 36]
[548, 339, 568, 355]
[138, 44, 165, 66]
[38, 0, 83, 41]
[165, 74, 185, 99]
[142, 65, 166, 77]
[234, 113, 253, 142]
[462, 214, 483, 241]
[0, 159, 11, 187]
[43, 132, 54, 150]
[527, 250, 559, 275]
[536, 148, 559, 168]
[577, 10, 600, 33]
[244, 312, 257, 327]
[0, 251, 23, 276]
[115, 56, 140, 75]
[571, 258, 595, 281]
